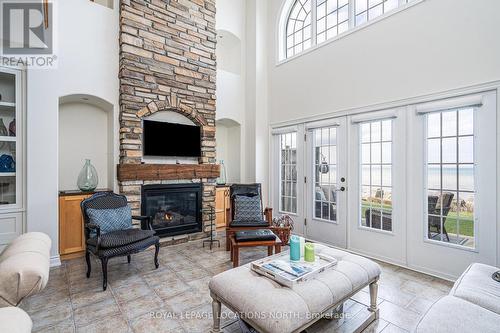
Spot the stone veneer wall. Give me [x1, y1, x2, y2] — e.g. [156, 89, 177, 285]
[119, 0, 217, 242]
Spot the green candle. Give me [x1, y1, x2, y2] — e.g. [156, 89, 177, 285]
[304, 242, 315, 262]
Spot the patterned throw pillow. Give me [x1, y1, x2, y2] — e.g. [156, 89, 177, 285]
[86, 205, 133, 235]
[234, 195, 263, 222]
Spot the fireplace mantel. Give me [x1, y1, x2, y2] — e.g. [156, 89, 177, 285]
[117, 164, 220, 182]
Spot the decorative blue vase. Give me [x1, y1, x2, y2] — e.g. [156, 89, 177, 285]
[77, 159, 98, 192]
[289, 235, 301, 262]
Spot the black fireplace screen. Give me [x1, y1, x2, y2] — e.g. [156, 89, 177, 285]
[141, 184, 202, 237]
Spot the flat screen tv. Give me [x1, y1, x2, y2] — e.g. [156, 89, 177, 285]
[143, 120, 201, 157]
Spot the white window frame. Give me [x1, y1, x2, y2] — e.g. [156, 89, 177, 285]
[357, 118, 395, 233]
[277, 131, 299, 215]
[421, 108, 479, 251]
[277, 0, 425, 64]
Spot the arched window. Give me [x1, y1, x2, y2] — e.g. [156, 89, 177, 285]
[280, 0, 416, 61]
[285, 0, 312, 59]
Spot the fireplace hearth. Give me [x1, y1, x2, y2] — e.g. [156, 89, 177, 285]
[141, 184, 202, 237]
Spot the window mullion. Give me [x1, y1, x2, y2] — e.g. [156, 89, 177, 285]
[311, 0, 318, 47]
[348, 0, 355, 29]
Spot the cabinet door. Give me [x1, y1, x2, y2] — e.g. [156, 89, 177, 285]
[215, 187, 228, 228]
[59, 195, 87, 255]
[0, 212, 23, 250]
[0, 68, 23, 211]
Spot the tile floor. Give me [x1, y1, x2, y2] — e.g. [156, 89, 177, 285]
[21, 238, 453, 333]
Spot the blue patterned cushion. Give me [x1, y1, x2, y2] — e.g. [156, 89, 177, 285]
[234, 195, 263, 222]
[87, 206, 132, 235]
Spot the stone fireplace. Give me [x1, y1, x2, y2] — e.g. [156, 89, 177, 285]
[141, 184, 202, 237]
[118, 0, 217, 243]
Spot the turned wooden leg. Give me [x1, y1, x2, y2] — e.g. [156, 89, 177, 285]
[225, 230, 231, 251]
[211, 296, 222, 333]
[369, 278, 379, 315]
[267, 246, 273, 256]
[233, 246, 240, 268]
[275, 244, 282, 254]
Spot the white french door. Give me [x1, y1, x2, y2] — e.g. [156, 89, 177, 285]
[271, 90, 498, 279]
[271, 127, 306, 236]
[347, 109, 406, 265]
[305, 117, 348, 248]
[406, 92, 497, 279]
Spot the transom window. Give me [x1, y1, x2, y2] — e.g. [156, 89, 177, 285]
[281, 0, 416, 60]
[360, 120, 393, 232]
[286, 0, 312, 59]
[280, 133, 298, 214]
[312, 126, 338, 222]
[426, 109, 475, 248]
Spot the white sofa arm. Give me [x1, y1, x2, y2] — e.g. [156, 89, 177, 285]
[0, 307, 32, 333]
[0, 232, 51, 307]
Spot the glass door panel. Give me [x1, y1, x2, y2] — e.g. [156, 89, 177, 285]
[306, 117, 347, 248]
[0, 71, 18, 206]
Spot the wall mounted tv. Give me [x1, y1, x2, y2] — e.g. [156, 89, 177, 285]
[143, 120, 201, 157]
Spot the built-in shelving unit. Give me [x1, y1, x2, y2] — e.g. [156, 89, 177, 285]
[0, 67, 24, 248]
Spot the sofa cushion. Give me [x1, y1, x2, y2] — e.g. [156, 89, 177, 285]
[450, 263, 500, 315]
[0, 307, 32, 333]
[87, 229, 155, 249]
[416, 295, 500, 333]
[234, 195, 263, 222]
[209, 244, 381, 333]
[86, 205, 132, 235]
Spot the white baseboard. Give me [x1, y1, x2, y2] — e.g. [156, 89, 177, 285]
[50, 255, 61, 267]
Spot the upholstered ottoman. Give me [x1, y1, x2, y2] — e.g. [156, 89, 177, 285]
[209, 244, 381, 333]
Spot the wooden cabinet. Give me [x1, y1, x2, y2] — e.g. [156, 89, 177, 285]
[215, 186, 230, 229]
[58, 193, 91, 260]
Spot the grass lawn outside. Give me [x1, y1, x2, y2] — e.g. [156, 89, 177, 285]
[362, 201, 474, 237]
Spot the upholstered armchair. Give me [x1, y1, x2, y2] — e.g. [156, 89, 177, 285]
[225, 184, 273, 251]
[81, 192, 160, 290]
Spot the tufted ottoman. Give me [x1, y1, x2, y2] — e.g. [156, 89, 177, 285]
[209, 244, 381, 333]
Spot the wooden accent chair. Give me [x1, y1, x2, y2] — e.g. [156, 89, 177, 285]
[225, 184, 273, 251]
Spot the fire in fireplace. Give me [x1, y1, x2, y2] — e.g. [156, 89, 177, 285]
[141, 184, 202, 237]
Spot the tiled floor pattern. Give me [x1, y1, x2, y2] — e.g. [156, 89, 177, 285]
[21, 238, 453, 333]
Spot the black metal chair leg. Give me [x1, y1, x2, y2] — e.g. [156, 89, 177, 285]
[127, 255, 131, 263]
[101, 257, 108, 291]
[154, 243, 160, 269]
[85, 251, 91, 278]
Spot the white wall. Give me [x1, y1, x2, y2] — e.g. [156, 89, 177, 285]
[215, 119, 241, 183]
[216, 0, 248, 183]
[58, 102, 111, 191]
[267, 0, 500, 125]
[27, 0, 119, 260]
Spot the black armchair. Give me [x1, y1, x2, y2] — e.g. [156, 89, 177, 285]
[81, 192, 160, 290]
[225, 184, 273, 251]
